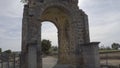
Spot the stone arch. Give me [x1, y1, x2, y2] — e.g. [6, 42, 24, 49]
[40, 5, 74, 64]
[40, 6, 71, 29]
[37, 2, 76, 21]
[21, 0, 100, 68]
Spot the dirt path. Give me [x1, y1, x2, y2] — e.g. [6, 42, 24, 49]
[43, 56, 120, 68]
[100, 59, 120, 66]
[43, 56, 57, 68]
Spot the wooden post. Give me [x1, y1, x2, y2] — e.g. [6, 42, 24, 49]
[8, 55, 10, 68]
[1, 61, 3, 68]
[7, 59, 9, 68]
[106, 53, 108, 66]
[19, 54, 21, 68]
[13, 54, 15, 68]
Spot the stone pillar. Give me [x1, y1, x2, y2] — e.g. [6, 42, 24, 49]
[21, 5, 29, 68]
[54, 23, 76, 68]
[37, 22, 42, 68]
[82, 42, 100, 68]
[73, 21, 85, 68]
[28, 44, 37, 68]
[22, 5, 29, 52]
[26, 35, 42, 68]
[58, 27, 71, 64]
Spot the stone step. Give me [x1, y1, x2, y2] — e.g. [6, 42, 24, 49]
[53, 64, 73, 68]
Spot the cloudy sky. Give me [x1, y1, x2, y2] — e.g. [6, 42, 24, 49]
[0, 0, 120, 51]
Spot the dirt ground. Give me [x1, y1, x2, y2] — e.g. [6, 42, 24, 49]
[100, 51, 120, 67]
[100, 59, 120, 66]
[42, 54, 120, 68]
[42, 56, 57, 68]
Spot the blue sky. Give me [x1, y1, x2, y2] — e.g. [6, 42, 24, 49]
[0, 0, 120, 51]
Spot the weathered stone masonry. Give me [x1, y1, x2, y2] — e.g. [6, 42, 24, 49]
[21, 0, 100, 68]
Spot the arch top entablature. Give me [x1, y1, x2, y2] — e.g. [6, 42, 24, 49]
[39, 3, 74, 18]
[25, 0, 88, 24]
[27, 0, 78, 7]
[39, 7, 72, 33]
[24, 0, 88, 31]
[37, 2, 87, 22]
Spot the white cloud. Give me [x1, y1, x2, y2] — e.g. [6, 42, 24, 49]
[0, 0, 23, 18]
[0, 0, 23, 51]
[41, 22, 58, 46]
[0, 38, 21, 51]
[0, 0, 120, 51]
[90, 16, 120, 47]
[78, 0, 120, 47]
[90, 22, 120, 40]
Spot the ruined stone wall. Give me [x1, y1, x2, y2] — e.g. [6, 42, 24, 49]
[21, 0, 100, 68]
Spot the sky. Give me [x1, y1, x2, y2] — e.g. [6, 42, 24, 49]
[0, 0, 120, 51]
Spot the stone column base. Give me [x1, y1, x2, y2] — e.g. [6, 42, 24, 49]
[82, 42, 100, 68]
[53, 64, 74, 68]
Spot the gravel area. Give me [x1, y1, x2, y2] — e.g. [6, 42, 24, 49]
[43, 56, 57, 68]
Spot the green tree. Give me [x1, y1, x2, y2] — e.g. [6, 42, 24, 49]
[4, 49, 12, 54]
[111, 43, 120, 50]
[51, 46, 58, 52]
[41, 39, 51, 54]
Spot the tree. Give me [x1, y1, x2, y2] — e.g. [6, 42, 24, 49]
[106, 46, 112, 50]
[111, 43, 120, 50]
[4, 49, 12, 54]
[51, 46, 58, 52]
[41, 39, 51, 54]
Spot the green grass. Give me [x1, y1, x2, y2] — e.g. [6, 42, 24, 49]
[99, 49, 120, 53]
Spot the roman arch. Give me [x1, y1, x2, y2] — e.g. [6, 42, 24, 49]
[21, 0, 100, 68]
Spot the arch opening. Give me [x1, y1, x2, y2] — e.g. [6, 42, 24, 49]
[40, 6, 72, 65]
[41, 21, 58, 47]
[41, 21, 58, 68]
